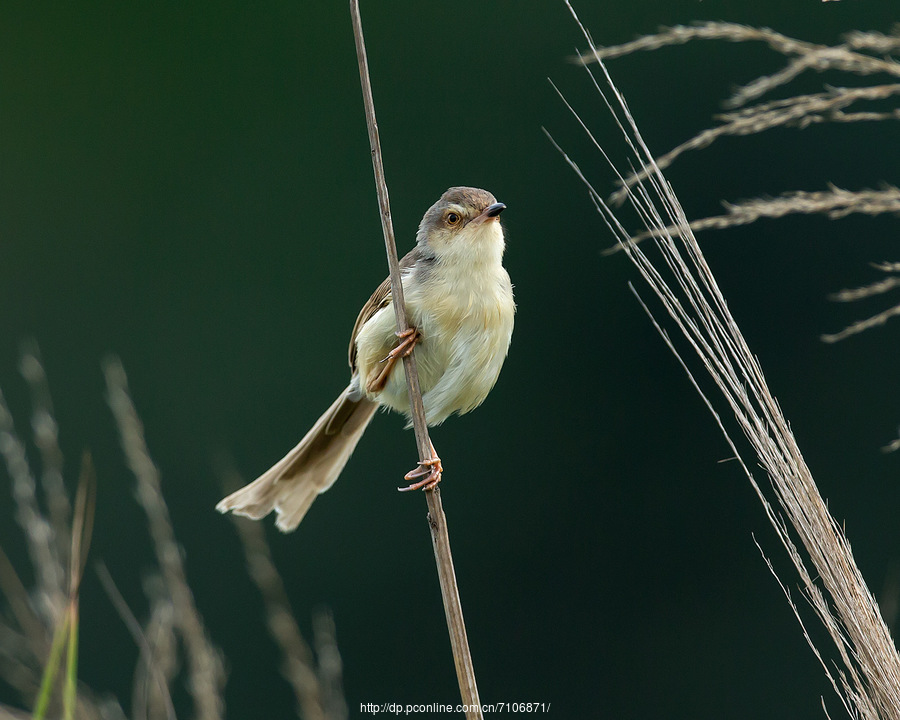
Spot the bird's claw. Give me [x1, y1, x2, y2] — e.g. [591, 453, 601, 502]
[367, 328, 422, 394]
[398, 455, 442, 492]
[379, 327, 422, 364]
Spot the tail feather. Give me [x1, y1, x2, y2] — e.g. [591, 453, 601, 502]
[217, 385, 378, 532]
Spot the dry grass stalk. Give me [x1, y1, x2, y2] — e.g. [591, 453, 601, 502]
[576, 23, 900, 204]
[19, 341, 71, 576]
[311, 610, 345, 720]
[821, 303, 900, 344]
[577, 22, 900, 106]
[27, 452, 96, 720]
[0, 387, 66, 627]
[614, 185, 900, 248]
[0, 622, 40, 702]
[0, 545, 48, 673]
[557, 3, 900, 717]
[349, 2, 482, 717]
[845, 28, 900, 54]
[104, 358, 225, 720]
[94, 563, 177, 720]
[3, 347, 339, 718]
[0, 352, 123, 719]
[584, 18, 900, 444]
[135, 586, 179, 720]
[58, 453, 97, 719]
[225, 468, 343, 720]
[604, 82, 900, 206]
[822, 263, 900, 345]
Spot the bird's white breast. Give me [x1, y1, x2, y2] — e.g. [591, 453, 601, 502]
[355, 225, 514, 426]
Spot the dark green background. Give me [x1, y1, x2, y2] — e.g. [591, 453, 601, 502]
[2, 1, 898, 718]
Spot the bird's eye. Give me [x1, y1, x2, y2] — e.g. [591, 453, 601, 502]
[446, 211, 461, 226]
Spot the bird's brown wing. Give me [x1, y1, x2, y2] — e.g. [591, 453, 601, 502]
[348, 246, 423, 372]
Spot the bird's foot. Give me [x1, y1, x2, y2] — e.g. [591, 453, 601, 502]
[385, 327, 421, 362]
[398, 446, 442, 492]
[366, 327, 421, 395]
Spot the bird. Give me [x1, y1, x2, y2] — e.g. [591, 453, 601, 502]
[216, 186, 515, 532]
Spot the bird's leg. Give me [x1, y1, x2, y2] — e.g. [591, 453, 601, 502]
[388, 326, 422, 360]
[399, 439, 442, 492]
[365, 327, 422, 395]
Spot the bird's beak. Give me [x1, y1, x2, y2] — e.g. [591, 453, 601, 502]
[474, 202, 506, 224]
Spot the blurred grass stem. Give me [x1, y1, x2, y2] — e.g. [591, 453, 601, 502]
[105, 359, 225, 720]
[32, 454, 95, 720]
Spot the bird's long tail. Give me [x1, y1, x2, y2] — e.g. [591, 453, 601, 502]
[216, 384, 378, 532]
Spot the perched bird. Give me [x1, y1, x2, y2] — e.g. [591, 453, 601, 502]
[217, 186, 515, 531]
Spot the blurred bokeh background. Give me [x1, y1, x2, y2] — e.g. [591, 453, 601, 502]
[1, 1, 898, 717]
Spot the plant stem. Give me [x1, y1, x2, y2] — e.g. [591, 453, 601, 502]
[32, 613, 68, 720]
[348, 3, 482, 717]
[62, 604, 78, 720]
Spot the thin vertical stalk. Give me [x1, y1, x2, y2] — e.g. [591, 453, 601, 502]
[348, 3, 482, 717]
